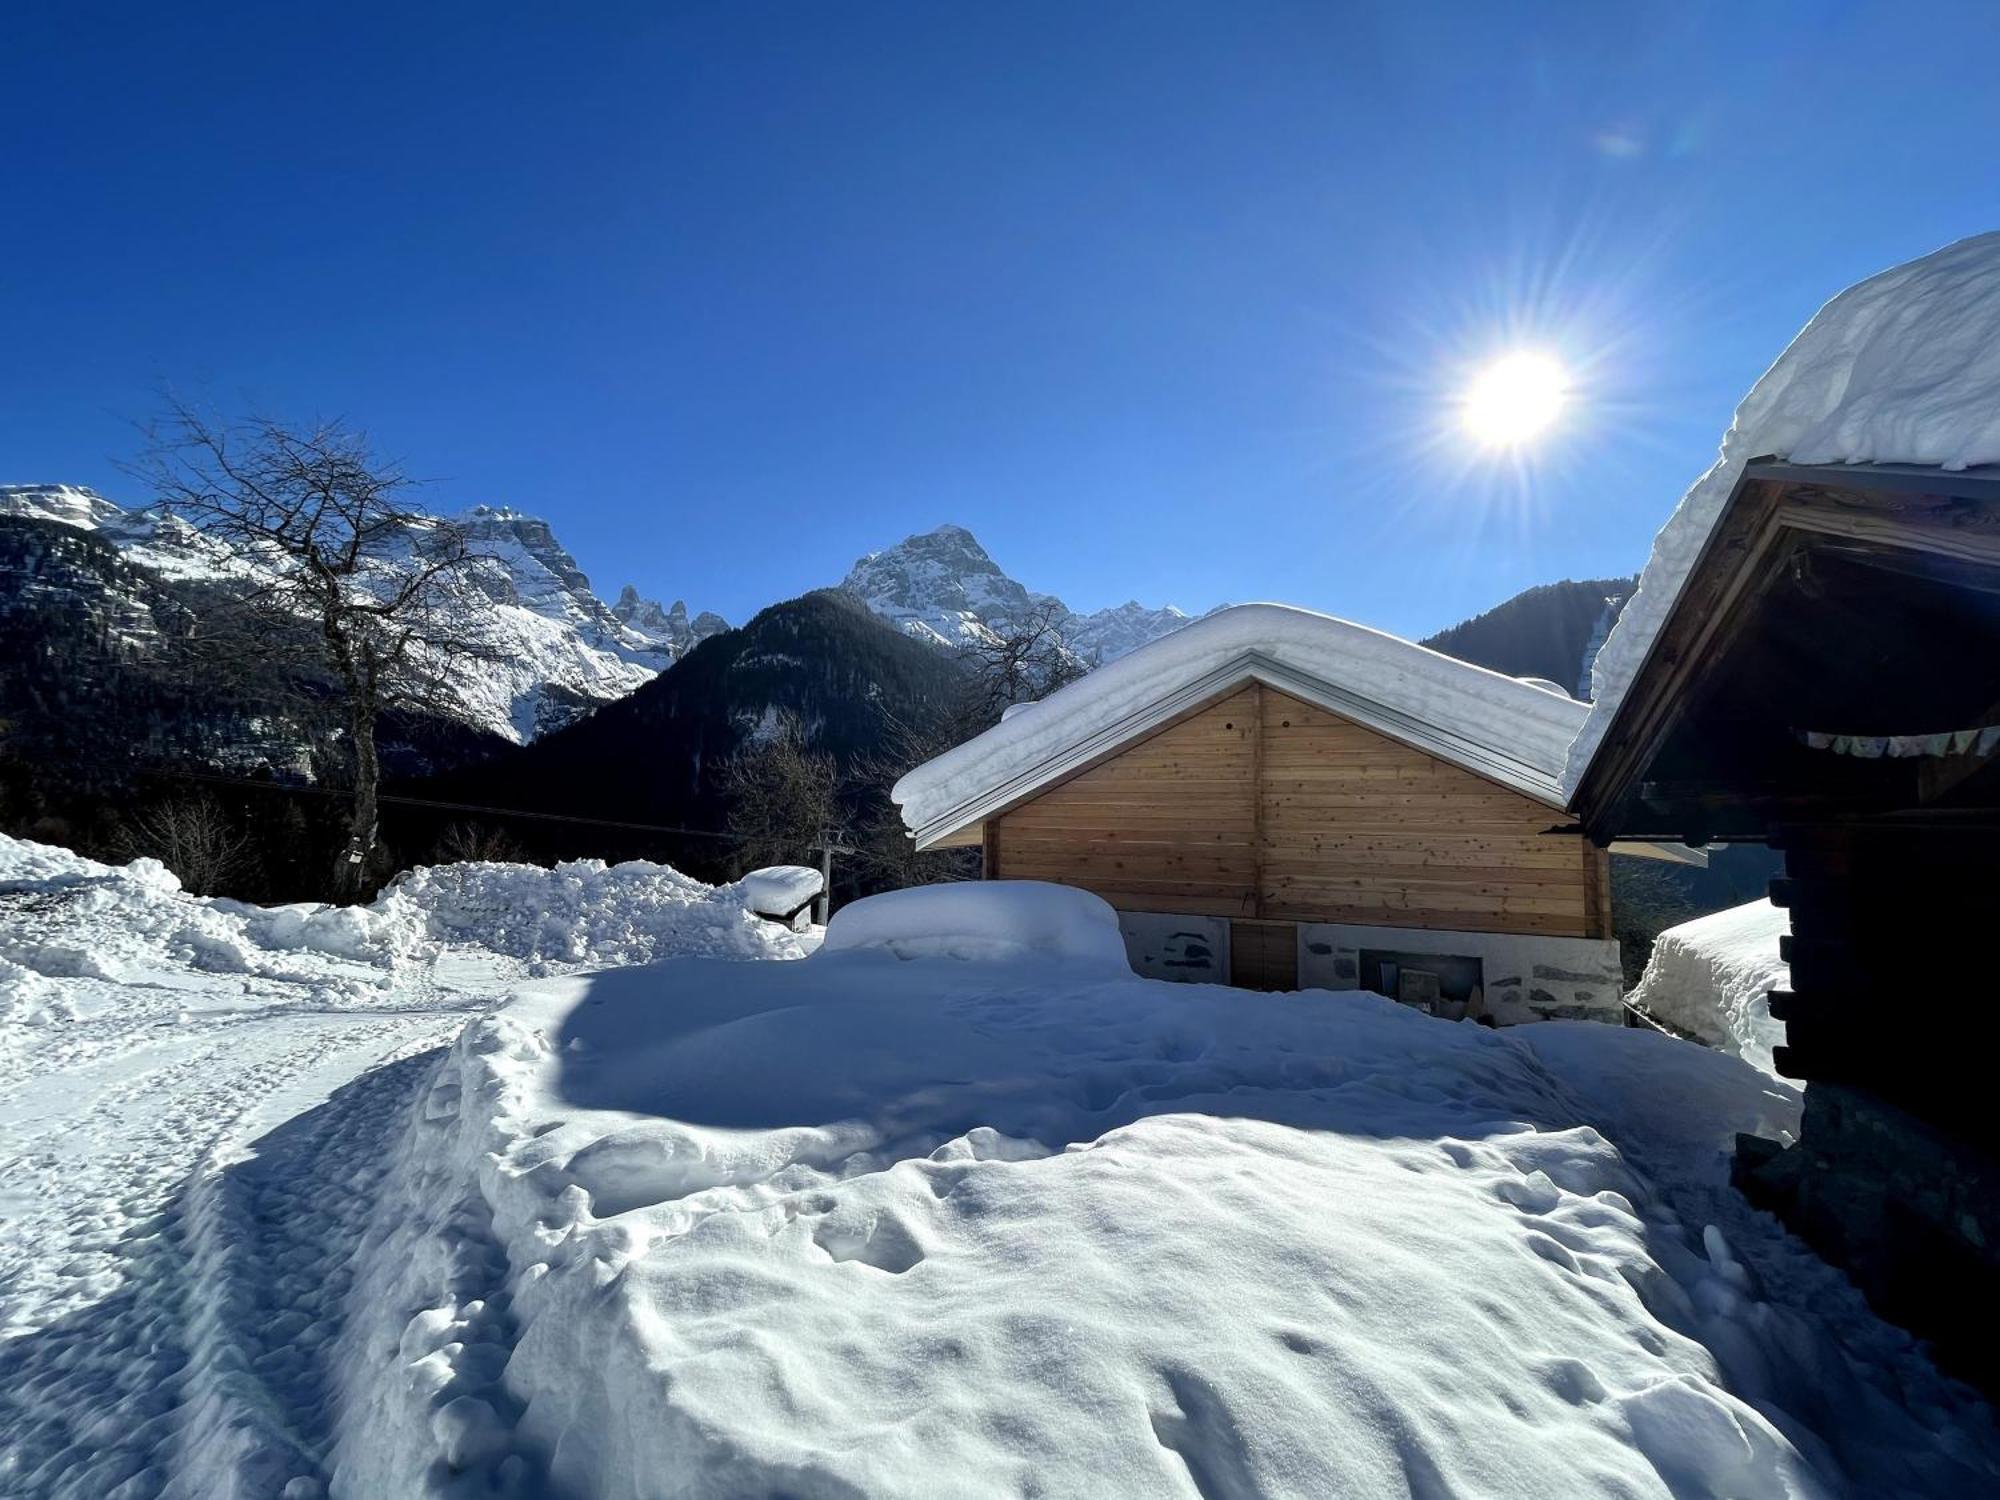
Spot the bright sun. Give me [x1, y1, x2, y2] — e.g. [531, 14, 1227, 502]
[1460, 352, 1569, 447]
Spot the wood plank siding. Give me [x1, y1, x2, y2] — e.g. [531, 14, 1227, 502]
[987, 682, 1605, 938]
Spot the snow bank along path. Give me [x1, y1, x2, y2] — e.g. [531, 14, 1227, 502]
[0, 835, 812, 1499]
[342, 883, 1998, 1499]
[1571, 231, 2000, 789]
[1627, 899, 1792, 1076]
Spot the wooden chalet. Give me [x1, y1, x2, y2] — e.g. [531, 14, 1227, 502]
[897, 604, 1694, 1017]
[1570, 457, 2000, 1392]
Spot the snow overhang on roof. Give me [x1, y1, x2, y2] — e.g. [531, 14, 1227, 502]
[894, 602, 1589, 849]
[1567, 229, 2000, 800]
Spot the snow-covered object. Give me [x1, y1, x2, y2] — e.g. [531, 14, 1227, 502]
[1628, 899, 1791, 1075]
[0, 835, 813, 991]
[370, 857, 820, 968]
[896, 602, 1589, 841]
[840, 523, 1198, 662]
[0, 485, 724, 743]
[337, 947, 2000, 1497]
[819, 880, 1128, 966]
[1569, 231, 2000, 789]
[735, 864, 824, 922]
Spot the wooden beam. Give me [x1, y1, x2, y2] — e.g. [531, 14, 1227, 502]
[1251, 681, 1266, 918]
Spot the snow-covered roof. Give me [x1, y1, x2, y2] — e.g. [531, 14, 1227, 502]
[1567, 230, 2000, 795]
[895, 602, 1588, 847]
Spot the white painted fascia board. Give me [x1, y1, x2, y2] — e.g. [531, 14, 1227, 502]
[910, 652, 1566, 851]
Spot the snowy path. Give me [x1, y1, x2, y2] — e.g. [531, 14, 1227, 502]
[0, 838, 815, 1498]
[0, 958, 508, 1499]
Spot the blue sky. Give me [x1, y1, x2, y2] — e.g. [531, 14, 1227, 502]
[5, 2, 1998, 639]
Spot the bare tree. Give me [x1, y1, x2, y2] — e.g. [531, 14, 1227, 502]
[956, 601, 1085, 726]
[849, 708, 981, 889]
[432, 820, 530, 867]
[115, 794, 257, 896]
[722, 713, 842, 875]
[128, 399, 492, 897]
[847, 608, 1089, 891]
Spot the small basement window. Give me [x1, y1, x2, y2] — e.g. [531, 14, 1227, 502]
[1359, 949, 1484, 1019]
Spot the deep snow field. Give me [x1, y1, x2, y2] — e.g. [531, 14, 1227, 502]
[1, 851, 1995, 1498]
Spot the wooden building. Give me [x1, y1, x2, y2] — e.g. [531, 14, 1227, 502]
[1569, 457, 2000, 1393]
[896, 604, 1691, 1017]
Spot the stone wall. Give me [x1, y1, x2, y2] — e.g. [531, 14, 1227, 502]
[1736, 1083, 2000, 1397]
[1296, 921, 1624, 1024]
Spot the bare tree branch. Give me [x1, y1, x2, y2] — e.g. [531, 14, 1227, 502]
[122, 397, 497, 896]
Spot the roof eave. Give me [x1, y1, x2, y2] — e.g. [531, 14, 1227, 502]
[908, 651, 1569, 850]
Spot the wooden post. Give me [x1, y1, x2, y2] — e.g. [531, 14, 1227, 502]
[809, 828, 855, 927]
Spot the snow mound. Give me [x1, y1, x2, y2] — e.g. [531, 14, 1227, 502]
[371, 857, 819, 969]
[0, 836, 397, 996]
[1570, 231, 2000, 789]
[820, 880, 1128, 967]
[735, 864, 824, 923]
[340, 953, 2000, 1498]
[898, 602, 1586, 837]
[1628, 900, 1791, 1075]
[0, 835, 814, 1005]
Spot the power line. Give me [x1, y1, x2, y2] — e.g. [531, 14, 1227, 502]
[31, 754, 737, 840]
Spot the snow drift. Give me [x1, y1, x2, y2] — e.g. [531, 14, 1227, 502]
[1570, 231, 2000, 790]
[1627, 899, 1791, 1076]
[0, 835, 815, 1020]
[338, 885, 1998, 1498]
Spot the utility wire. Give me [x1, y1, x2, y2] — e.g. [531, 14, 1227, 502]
[28, 754, 737, 840]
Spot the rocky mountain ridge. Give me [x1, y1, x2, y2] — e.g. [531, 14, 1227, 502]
[0, 485, 726, 744]
[838, 523, 1199, 663]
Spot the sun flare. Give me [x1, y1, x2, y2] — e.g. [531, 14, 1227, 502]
[1460, 352, 1569, 447]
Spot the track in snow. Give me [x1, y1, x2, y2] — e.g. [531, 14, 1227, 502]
[0, 977, 503, 1499]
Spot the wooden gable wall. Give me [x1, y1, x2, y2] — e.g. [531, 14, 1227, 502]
[988, 682, 1605, 938]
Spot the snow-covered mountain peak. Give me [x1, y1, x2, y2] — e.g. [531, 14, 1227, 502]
[1, 483, 722, 745]
[0, 483, 125, 531]
[611, 585, 729, 652]
[840, 524, 1060, 649]
[839, 521, 1202, 662]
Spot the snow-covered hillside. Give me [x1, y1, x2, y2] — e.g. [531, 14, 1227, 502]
[0, 484, 726, 743]
[841, 522, 1199, 661]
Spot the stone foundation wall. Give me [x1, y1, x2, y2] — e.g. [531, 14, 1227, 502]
[1736, 1083, 2000, 1397]
[1295, 921, 1624, 1024]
